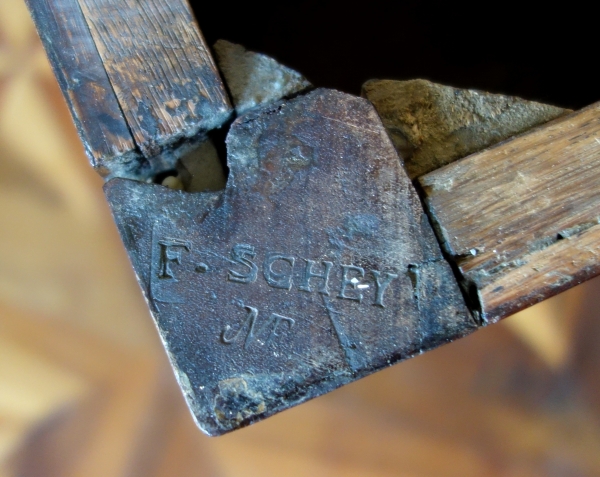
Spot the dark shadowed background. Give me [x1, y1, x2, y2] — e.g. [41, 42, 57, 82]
[1, 1, 600, 476]
[193, 0, 597, 110]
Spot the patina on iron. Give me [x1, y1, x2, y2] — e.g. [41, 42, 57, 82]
[105, 89, 477, 436]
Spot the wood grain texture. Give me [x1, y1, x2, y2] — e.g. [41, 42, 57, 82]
[76, 0, 232, 157]
[5, 10, 600, 474]
[24, 0, 138, 177]
[420, 102, 600, 323]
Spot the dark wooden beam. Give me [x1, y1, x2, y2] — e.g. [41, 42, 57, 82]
[25, 0, 233, 179]
[76, 0, 232, 157]
[25, 0, 138, 177]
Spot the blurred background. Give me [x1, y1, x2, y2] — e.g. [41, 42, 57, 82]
[1, 0, 600, 475]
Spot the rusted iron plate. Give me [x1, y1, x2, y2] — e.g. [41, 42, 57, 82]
[105, 89, 477, 436]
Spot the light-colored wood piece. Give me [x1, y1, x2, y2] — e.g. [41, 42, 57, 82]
[420, 102, 600, 323]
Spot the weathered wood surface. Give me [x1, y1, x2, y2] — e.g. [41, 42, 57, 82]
[6, 11, 600, 469]
[26, 0, 232, 178]
[77, 0, 232, 157]
[106, 89, 476, 435]
[24, 0, 138, 176]
[420, 102, 600, 323]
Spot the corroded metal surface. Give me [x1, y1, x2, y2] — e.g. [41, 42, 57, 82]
[105, 89, 477, 436]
